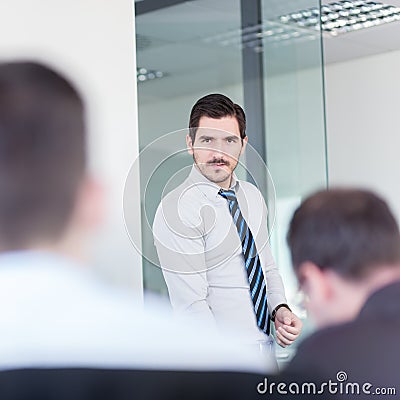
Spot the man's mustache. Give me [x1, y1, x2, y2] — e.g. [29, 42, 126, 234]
[207, 158, 230, 167]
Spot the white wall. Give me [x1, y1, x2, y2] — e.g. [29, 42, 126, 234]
[325, 50, 400, 221]
[0, 0, 143, 294]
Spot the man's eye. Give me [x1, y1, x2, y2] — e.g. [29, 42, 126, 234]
[227, 139, 236, 143]
[202, 139, 211, 143]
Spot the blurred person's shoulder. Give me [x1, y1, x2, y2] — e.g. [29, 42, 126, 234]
[0, 250, 273, 374]
[286, 305, 400, 390]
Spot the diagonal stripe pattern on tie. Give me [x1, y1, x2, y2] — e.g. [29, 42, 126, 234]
[218, 189, 271, 335]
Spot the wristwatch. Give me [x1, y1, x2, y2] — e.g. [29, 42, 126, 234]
[271, 303, 292, 322]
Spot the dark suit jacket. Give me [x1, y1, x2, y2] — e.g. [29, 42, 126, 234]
[284, 281, 400, 399]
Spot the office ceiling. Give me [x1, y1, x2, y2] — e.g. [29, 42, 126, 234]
[136, 0, 400, 102]
[322, 0, 400, 63]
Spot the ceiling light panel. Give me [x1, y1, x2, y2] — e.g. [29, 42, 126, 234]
[203, 20, 319, 51]
[137, 67, 165, 83]
[280, 1, 400, 36]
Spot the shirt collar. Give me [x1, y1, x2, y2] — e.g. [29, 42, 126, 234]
[187, 164, 239, 202]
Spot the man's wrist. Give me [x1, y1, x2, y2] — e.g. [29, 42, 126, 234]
[271, 303, 292, 322]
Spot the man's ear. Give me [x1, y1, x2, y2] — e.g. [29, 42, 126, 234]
[298, 261, 333, 302]
[240, 136, 248, 156]
[73, 176, 105, 232]
[186, 134, 194, 156]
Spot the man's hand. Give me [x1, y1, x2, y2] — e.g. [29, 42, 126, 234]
[274, 308, 302, 348]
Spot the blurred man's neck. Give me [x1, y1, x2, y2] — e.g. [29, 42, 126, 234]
[321, 265, 400, 328]
[364, 265, 400, 296]
[22, 231, 88, 266]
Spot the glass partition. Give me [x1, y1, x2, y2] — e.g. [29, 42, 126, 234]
[135, 0, 244, 298]
[261, 0, 327, 360]
[134, 1, 327, 336]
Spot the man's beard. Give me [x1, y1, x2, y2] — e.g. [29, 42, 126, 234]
[193, 154, 239, 184]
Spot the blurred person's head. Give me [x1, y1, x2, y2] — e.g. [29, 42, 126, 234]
[186, 94, 248, 189]
[0, 61, 102, 257]
[287, 188, 400, 328]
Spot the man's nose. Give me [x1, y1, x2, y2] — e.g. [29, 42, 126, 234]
[210, 140, 227, 155]
[210, 145, 226, 159]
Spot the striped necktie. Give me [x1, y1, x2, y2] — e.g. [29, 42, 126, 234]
[218, 189, 270, 335]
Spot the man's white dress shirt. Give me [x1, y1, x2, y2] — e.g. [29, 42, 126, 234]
[153, 165, 287, 344]
[0, 250, 272, 372]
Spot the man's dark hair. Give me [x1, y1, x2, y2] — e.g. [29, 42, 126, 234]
[188, 94, 246, 142]
[0, 61, 86, 249]
[287, 189, 400, 278]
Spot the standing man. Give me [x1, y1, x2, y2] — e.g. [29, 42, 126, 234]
[153, 94, 302, 349]
[284, 189, 400, 393]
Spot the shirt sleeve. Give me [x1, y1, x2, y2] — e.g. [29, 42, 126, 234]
[153, 202, 216, 327]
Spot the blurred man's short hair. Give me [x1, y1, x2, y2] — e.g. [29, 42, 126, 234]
[287, 188, 400, 278]
[0, 62, 86, 249]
